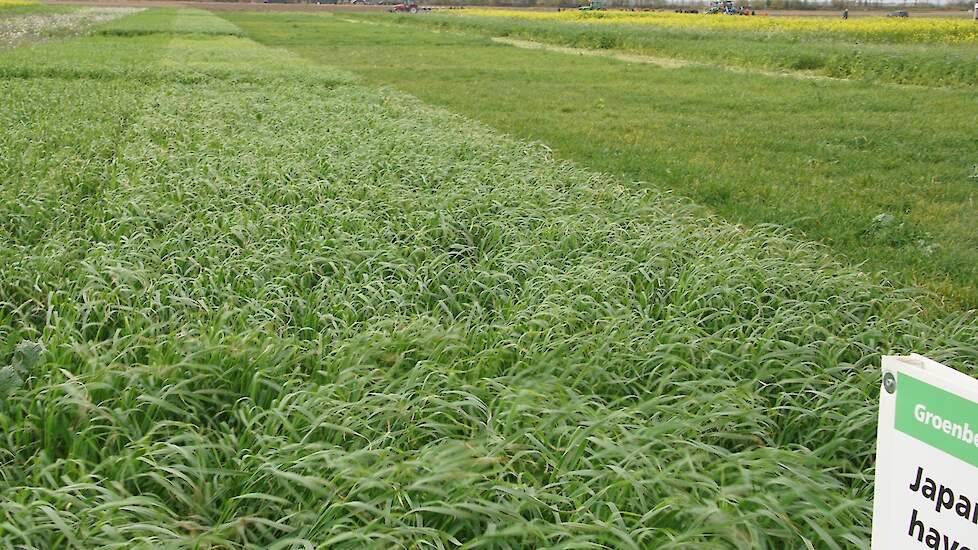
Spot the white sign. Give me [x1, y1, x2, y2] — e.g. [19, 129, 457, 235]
[873, 354, 978, 550]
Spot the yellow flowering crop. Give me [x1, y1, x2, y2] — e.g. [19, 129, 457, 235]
[458, 8, 978, 45]
[0, 0, 38, 6]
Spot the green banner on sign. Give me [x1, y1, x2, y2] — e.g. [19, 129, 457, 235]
[895, 372, 978, 469]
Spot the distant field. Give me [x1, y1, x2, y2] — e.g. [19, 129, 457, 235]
[0, 4, 134, 47]
[462, 8, 978, 44]
[396, 10, 978, 87]
[1, 6, 977, 549]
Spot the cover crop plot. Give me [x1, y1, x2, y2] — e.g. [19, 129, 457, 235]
[0, 6, 137, 48]
[1, 7, 976, 549]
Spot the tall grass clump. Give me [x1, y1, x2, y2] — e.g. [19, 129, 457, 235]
[1, 7, 976, 549]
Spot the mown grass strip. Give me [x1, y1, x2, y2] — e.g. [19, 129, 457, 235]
[381, 12, 978, 89]
[96, 7, 244, 37]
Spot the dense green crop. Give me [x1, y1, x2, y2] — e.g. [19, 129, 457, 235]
[0, 8, 976, 549]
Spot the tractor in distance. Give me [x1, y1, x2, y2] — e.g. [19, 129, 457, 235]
[390, 2, 420, 12]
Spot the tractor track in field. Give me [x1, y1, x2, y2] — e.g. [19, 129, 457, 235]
[489, 36, 944, 89]
[490, 36, 845, 82]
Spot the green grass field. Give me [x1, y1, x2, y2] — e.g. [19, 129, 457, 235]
[1, 6, 976, 549]
[227, 11, 978, 310]
[391, 11, 978, 88]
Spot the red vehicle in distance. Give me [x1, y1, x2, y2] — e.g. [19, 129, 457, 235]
[390, 2, 420, 12]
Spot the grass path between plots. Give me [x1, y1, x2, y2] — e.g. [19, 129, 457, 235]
[491, 36, 849, 81]
[225, 11, 978, 310]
